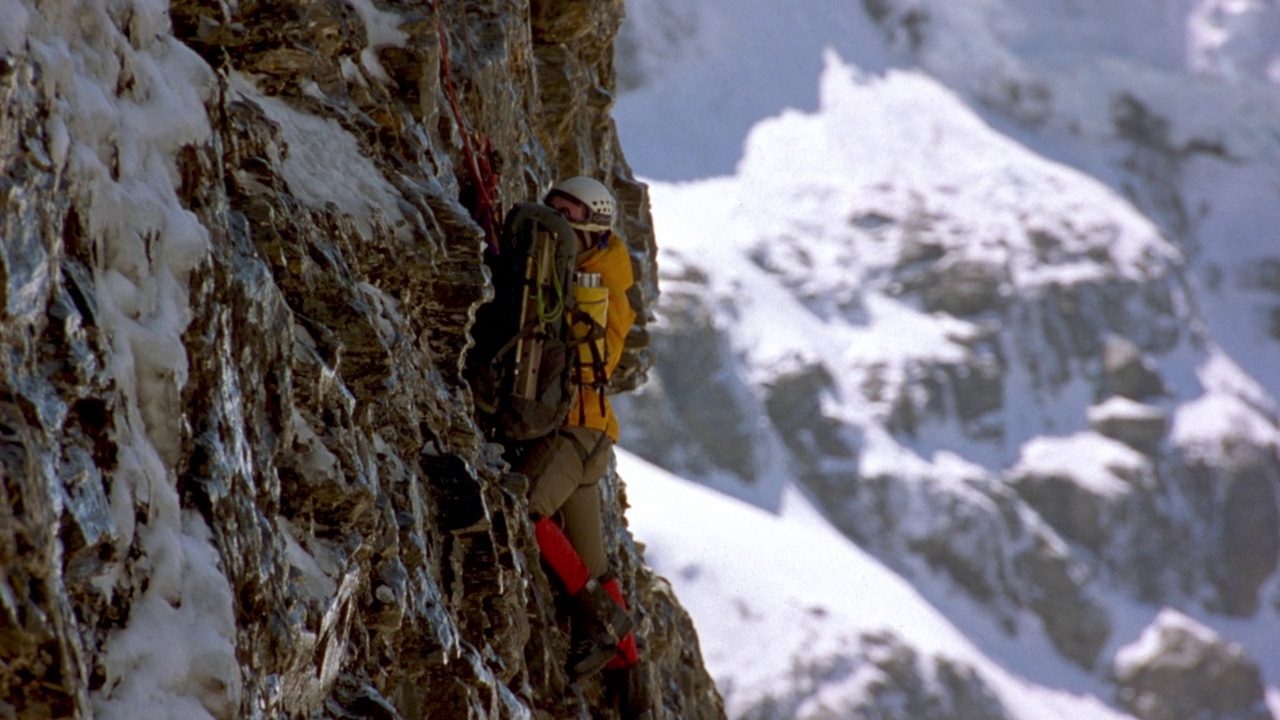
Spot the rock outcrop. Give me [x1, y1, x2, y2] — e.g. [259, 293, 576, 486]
[0, 0, 722, 718]
[737, 631, 1011, 720]
[1114, 610, 1272, 720]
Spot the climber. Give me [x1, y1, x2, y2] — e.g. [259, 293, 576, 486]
[519, 176, 641, 680]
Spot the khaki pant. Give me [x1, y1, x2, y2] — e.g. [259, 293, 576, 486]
[522, 425, 613, 578]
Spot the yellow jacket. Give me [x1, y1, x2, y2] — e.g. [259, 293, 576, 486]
[569, 233, 636, 441]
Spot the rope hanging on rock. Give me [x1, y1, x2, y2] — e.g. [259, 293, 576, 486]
[435, 2, 500, 251]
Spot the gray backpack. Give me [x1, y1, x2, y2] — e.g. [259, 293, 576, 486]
[468, 203, 582, 441]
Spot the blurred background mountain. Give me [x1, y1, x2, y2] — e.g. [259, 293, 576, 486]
[610, 1, 1280, 718]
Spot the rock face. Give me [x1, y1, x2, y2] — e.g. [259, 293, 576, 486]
[0, 1, 721, 718]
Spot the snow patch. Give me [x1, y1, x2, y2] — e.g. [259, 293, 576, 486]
[345, 0, 408, 49]
[1171, 350, 1280, 458]
[1087, 397, 1166, 426]
[1113, 608, 1221, 677]
[230, 72, 406, 240]
[18, 3, 243, 717]
[94, 513, 242, 720]
[1013, 433, 1146, 498]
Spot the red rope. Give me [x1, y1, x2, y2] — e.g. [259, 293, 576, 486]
[435, 3, 500, 250]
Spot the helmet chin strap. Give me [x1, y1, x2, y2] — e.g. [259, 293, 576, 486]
[574, 228, 609, 252]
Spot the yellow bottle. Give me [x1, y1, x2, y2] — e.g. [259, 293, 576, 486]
[572, 272, 608, 386]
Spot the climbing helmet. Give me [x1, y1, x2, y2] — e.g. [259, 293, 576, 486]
[546, 176, 616, 232]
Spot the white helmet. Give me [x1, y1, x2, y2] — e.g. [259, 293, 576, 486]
[545, 176, 616, 232]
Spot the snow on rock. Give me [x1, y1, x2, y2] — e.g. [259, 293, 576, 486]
[1087, 398, 1168, 453]
[8, 1, 240, 716]
[874, 0, 1280, 405]
[229, 72, 406, 241]
[94, 513, 242, 720]
[1113, 609, 1272, 720]
[621, 51, 1191, 674]
[635, 52, 1188, 463]
[1171, 349, 1280, 461]
[1013, 433, 1147, 500]
[1188, 0, 1280, 82]
[735, 51, 1181, 290]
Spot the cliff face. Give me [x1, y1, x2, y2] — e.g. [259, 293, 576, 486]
[0, 1, 721, 718]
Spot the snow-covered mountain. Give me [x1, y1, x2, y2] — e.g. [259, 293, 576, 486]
[612, 1, 1280, 718]
[620, 449, 1151, 720]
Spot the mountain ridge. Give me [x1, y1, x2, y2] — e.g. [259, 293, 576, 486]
[613, 2, 1280, 718]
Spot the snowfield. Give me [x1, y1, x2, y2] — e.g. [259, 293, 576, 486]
[620, 449, 1136, 720]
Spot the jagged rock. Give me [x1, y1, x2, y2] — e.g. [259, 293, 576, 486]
[1168, 441, 1280, 617]
[941, 333, 1005, 428]
[737, 631, 1011, 720]
[1088, 397, 1167, 453]
[765, 364, 855, 465]
[652, 291, 764, 484]
[853, 344, 1004, 442]
[1102, 335, 1166, 400]
[1004, 409, 1279, 620]
[0, 1, 721, 718]
[913, 256, 1009, 317]
[842, 463, 1112, 670]
[1114, 610, 1273, 720]
[1242, 255, 1280, 341]
[1009, 433, 1148, 555]
[1010, 532, 1111, 670]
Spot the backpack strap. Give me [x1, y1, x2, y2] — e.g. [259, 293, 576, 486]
[584, 315, 609, 419]
[566, 306, 610, 425]
[487, 314, 550, 371]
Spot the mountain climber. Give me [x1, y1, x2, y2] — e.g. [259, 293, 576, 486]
[520, 176, 642, 680]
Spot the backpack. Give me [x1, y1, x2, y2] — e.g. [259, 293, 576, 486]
[469, 202, 600, 441]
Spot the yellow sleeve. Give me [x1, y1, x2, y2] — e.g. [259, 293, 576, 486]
[600, 236, 636, 378]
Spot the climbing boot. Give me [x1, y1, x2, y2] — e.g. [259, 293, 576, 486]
[599, 576, 639, 671]
[568, 635, 620, 680]
[577, 577, 633, 645]
[567, 578, 632, 679]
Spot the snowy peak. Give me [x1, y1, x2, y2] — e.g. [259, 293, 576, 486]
[614, 2, 1280, 719]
